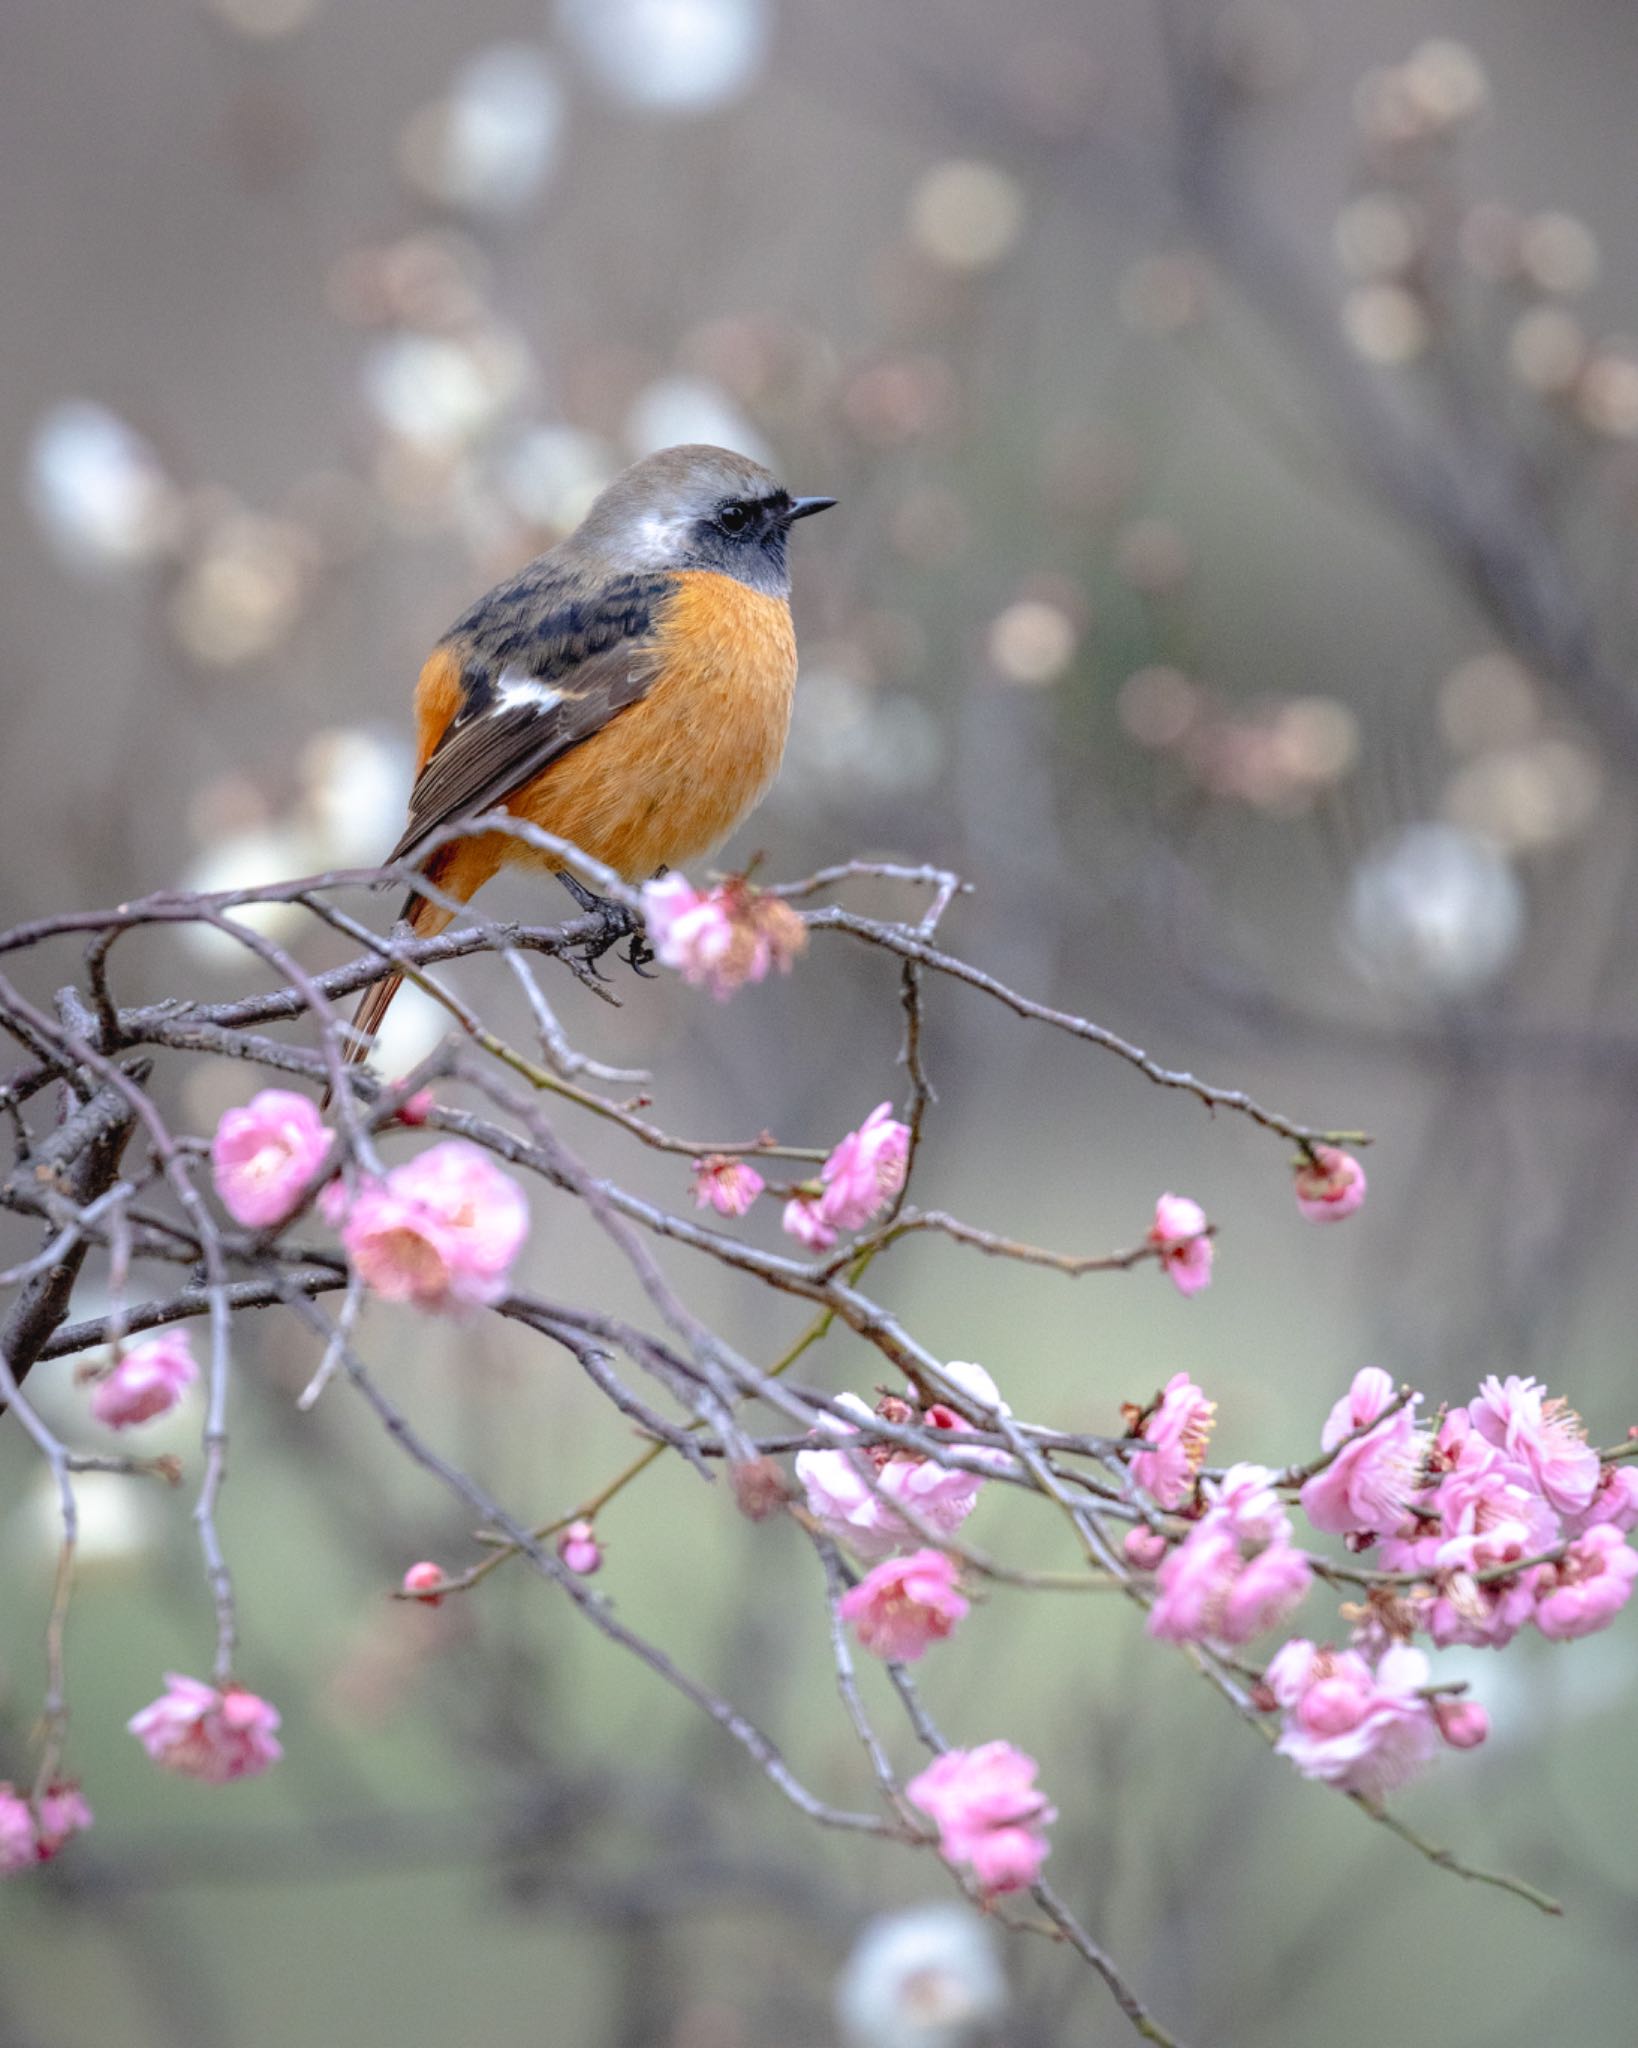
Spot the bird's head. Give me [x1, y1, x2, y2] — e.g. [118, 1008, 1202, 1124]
[569, 443, 835, 597]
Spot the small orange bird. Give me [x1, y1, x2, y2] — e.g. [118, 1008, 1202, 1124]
[345, 442, 834, 1064]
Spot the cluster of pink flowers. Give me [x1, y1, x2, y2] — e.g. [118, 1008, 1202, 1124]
[323, 1139, 528, 1312]
[840, 1548, 969, 1662]
[1148, 1193, 1214, 1296]
[1307, 1368, 1637, 1649]
[796, 1361, 1007, 1561]
[128, 1674, 283, 1783]
[906, 1742, 1056, 1896]
[0, 1781, 92, 1876]
[89, 1328, 197, 1429]
[1293, 1145, 1368, 1224]
[642, 872, 807, 1000]
[685, 1105, 913, 1251]
[784, 1103, 912, 1250]
[1265, 1640, 1450, 1799]
[212, 1088, 332, 1228]
[1146, 1463, 1314, 1647]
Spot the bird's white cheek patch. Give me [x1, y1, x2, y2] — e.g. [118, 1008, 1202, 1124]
[494, 670, 563, 715]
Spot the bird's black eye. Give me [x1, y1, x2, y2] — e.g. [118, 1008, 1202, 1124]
[716, 501, 753, 536]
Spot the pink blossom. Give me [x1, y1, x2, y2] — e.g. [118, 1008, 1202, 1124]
[0, 1789, 34, 1876]
[782, 1192, 838, 1251]
[839, 1548, 969, 1662]
[211, 1088, 332, 1229]
[1293, 1146, 1367, 1223]
[128, 1674, 282, 1783]
[1148, 1514, 1311, 1646]
[1147, 1192, 1214, 1296]
[331, 1140, 528, 1311]
[402, 1561, 445, 1604]
[89, 1330, 197, 1429]
[641, 873, 806, 999]
[1203, 1462, 1292, 1545]
[818, 1104, 911, 1232]
[1434, 1698, 1490, 1750]
[906, 1742, 1056, 1895]
[1267, 1640, 1440, 1799]
[0, 1781, 92, 1875]
[558, 1520, 603, 1575]
[1129, 1372, 1216, 1509]
[1300, 1367, 1425, 1539]
[796, 1391, 993, 1561]
[1123, 1526, 1170, 1572]
[1469, 1375, 1600, 1518]
[1421, 1433, 1560, 1648]
[1533, 1526, 1638, 1640]
[690, 1154, 766, 1218]
[1566, 1463, 1638, 1537]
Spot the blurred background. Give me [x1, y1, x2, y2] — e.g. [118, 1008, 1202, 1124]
[4, 0, 1638, 2041]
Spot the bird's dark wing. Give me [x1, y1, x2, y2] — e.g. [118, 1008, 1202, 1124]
[389, 569, 674, 870]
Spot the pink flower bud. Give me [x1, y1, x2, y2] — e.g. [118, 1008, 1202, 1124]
[558, 1520, 602, 1575]
[782, 1192, 838, 1251]
[730, 1456, 791, 1521]
[1293, 1146, 1367, 1224]
[402, 1561, 445, 1605]
[1123, 1526, 1170, 1572]
[1434, 1698, 1490, 1750]
[89, 1331, 197, 1429]
[0, 1780, 92, 1876]
[1147, 1192, 1213, 1295]
[396, 1089, 436, 1127]
[211, 1089, 332, 1229]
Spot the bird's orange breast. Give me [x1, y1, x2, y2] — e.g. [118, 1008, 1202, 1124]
[504, 568, 799, 881]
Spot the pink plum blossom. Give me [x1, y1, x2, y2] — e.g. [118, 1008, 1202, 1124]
[1129, 1372, 1216, 1509]
[1533, 1526, 1638, 1640]
[1266, 1640, 1440, 1799]
[1469, 1375, 1600, 1518]
[690, 1155, 766, 1218]
[558, 1520, 603, 1575]
[1433, 1698, 1490, 1750]
[641, 873, 806, 999]
[1203, 1462, 1292, 1545]
[129, 1675, 282, 1783]
[1293, 1146, 1367, 1223]
[818, 1104, 911, 1233]
[839, 1548, 969, 1662]
[906, 1742, 1056, 1896]
[796, 1384, 1002, 1561]
[329, 1140, 528, 1311]
[0, 1781, 92, 1875]
[1567, 1464, 1638, 1537]
[90, 1330, 197, 1429]
[782, 1192, 838, 1252]
[402, 1561, 445, 1604]
[211, 1089, 332, 1229]
[1147, 1193, 1213, 1296]
[1147, 1501, 1312, 1647]
[1300, 1367, 1426, 1539]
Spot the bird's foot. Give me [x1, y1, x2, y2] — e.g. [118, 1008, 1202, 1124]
[556, 872, 649, 982]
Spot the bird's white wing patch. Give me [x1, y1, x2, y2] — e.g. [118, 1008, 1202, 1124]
[494, 669, 564, 715]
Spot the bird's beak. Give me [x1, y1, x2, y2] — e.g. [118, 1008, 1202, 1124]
[787, 496, 837, 522]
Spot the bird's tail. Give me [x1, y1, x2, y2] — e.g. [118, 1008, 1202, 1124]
[330, 885, 456, 1098]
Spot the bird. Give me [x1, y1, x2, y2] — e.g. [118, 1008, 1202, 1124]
[342, 442, 835, 1069]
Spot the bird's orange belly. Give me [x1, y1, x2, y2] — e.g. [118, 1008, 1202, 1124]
[504, 569, 798, 881]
